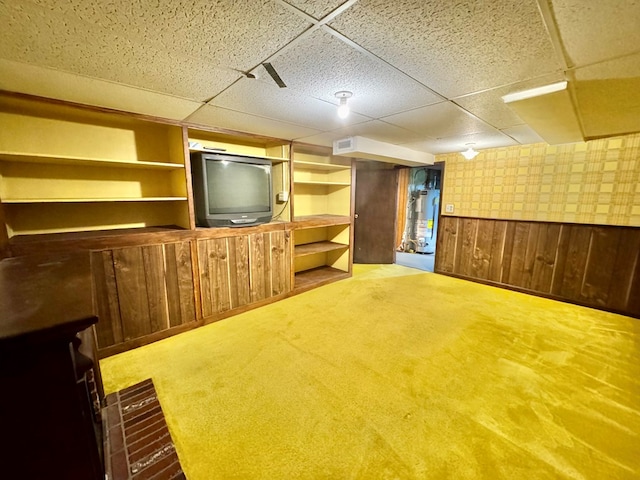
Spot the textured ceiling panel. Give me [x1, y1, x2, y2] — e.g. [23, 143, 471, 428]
[281, 0, 347, 19]
[298, 119, 427, 147]
[209, 78, 370, 130]
[329, 0, 562, 98]
[0, 1, 241, 101]
[551, 0, 640, 67]
[268, 28, 442, 118]
[186, 104, 321, 140]
[500, 125, 545, 145]
[0, 59, 203, 120]
[382, 102, 496, 139]
[454, 73, 566, 129]
[27, 0, 311, 70]
[403, 130, 517, 155]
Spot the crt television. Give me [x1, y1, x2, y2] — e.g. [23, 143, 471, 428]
[190, 152, 273, 227]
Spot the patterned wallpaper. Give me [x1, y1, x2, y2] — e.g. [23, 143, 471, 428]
[438, 132, 640, 227]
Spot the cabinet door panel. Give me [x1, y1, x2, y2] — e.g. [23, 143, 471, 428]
[270, 230, 291, 296]
[229, 235, 251, 309]
[113, 247, 153, 341]
[249, 233, 268, 302]
[93, 241, 196, 348]
[92, 250, 123, 349]
[198, 238, 232, 315]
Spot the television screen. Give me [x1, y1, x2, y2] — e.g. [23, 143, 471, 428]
[205, 159, 271, 214]
[190, 152, 273, 227]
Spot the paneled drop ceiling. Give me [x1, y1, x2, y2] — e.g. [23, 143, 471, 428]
[1, 0, 639, 155]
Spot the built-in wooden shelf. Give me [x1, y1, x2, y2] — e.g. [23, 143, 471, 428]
[189, 149, 289, 164]
[293, 214, 351, 228]
[293, 160, 350, 171]
[294, 266, 350, 291]
[3, 197, 188, 204]
[295, 241, 349, 257]
[0, 152, 184, 170]
[294, 180, 351, 186]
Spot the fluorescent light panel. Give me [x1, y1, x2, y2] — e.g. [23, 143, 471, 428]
[502, 81, 568, 104]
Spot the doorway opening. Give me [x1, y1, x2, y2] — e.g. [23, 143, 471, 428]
[395, 164, 443, 272]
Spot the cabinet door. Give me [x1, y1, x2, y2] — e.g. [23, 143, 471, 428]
[197, 230, 291, 319]
[92, 241, 197, 349]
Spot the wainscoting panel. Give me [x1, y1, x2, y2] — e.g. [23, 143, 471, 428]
[435, 216, 640, 318]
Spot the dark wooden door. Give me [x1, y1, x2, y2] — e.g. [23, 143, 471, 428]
[354, 164, 398, 263]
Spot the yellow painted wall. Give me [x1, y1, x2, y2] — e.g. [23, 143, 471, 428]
[438, 133, 640, 226]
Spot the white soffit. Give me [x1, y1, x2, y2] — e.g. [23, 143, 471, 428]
[502, 82, 583, 144]
[0, 59, 203, 120]
[333, 136, 435, 166]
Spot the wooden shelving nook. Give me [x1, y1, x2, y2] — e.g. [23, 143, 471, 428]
[291, 144, 353, 291]
[186, 128, 291, 224]
[0, 93, 190, 239]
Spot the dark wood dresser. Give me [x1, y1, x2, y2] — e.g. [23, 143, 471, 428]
[0, 253, 104, 479]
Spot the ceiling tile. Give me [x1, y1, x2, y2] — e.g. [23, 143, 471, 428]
[186, 105, 322, 140]
[281, 0, 349, 20]
[551, 0, 640, 67]
[27, 0, 312, 70]
[403, 130, 518, 155]
[209, 77, 370, 130]
[454, 72, 565, 129]
[329, 0, 562, 98]
[500, 125, 545, 145]
[0, 59, 203, 120]
[0, 1, 241, 101]
[267, 28, 442, 118]
[382, 102, 496, 139]
[297, 120, 427, 147]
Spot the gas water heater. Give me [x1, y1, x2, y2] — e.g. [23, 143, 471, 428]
[414, 188, 440, 254]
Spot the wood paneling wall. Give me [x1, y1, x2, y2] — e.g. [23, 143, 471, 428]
[436, 216, 640, 318]
[197, 230, 291, 319]
[92, 241, 197, 353]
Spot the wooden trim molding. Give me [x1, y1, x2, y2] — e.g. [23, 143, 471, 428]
[435, 216, 640, 318]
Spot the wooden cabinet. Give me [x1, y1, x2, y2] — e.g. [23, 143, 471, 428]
[0, 93, 357, 357]
[92, 241, 198, 356]
[0, 93, 190, 240]
[291, 143, 354, 291]
[196, 226, 291, 319]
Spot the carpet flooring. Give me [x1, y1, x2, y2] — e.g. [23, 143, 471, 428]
[100, 264, 640, 479]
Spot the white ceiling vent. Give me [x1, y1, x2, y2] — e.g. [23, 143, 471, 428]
[332, 136, 435, 166]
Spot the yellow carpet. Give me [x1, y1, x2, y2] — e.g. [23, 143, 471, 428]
[100, 264, 640, 479]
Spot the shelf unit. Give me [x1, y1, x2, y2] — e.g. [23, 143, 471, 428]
[186, 128, 291, 223]
[291, 144, 353, 290]
[0, 94, 190, 239]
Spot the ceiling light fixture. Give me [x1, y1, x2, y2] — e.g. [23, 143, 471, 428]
[461, 143, 479, 160]
[335, 91, 352, 119]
